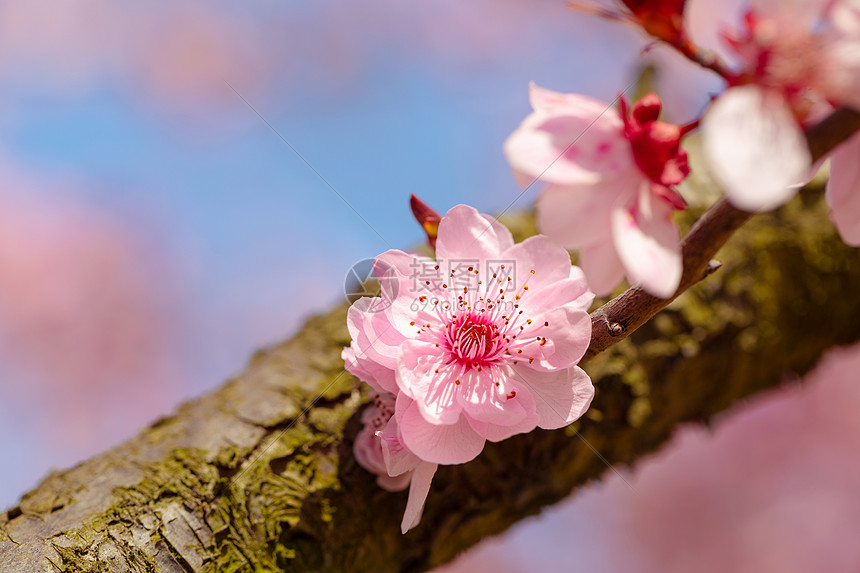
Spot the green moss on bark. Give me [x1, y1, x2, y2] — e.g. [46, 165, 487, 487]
[2, 190, 860, 572]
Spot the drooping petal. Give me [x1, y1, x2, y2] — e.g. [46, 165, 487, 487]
[397, 394, 486, 465]
[702, 85, 812, 212]
[612, 185, 683, 299]
[378, 414, 423, 477]
[512, 365, 595, 430]
[435, 204, 505, 262]
[826, 129, 860, 246]
[577, 240, 627, 297]
[401, 461, 438, 534]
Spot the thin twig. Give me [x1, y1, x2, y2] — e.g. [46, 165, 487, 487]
[583, 106, 860, 360]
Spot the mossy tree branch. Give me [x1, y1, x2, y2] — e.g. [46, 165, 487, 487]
[2, 183, 860, 571]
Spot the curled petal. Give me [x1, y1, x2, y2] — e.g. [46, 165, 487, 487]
[378, 415, 423, 478]
[401, 462, 438, 534]
[525, 303, 593, 370]
[702, 86, 812, 212]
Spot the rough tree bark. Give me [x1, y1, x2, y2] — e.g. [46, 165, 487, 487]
[2, 183, 860, 572]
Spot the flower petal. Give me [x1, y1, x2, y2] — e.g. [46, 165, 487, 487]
[504, 85, 632, 187]
[435, 204, 506, 262]
[578, 240, 626, 297]
[826, 129, 860, 246]
[342, 346, 396, 394]
[456, 366, 529, 427]
[401, 461, 438, 534]
[524, 302, 593, 370]
[534, 182, 621, 249]
[513, 365, 595, 430]
[378, 415, 422, 477]
[465, 379, 539, 442]
[481, 214, 515, 253]
[396, 339, 462, 424]
[612, 185, 683, 299]
[500, 234, 575, 291]
[702, 86, 811, 212]
[397, 394, 486, 464]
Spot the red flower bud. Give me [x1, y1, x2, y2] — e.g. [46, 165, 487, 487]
[621, 0, 688, 44]
[409, 194, 441, 249]
[621, 93, 690, 205]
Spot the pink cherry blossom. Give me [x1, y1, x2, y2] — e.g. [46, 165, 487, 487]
[345, 204, 595, 530]
[701, 0, 860, 216]
[504, 84, 689, 298]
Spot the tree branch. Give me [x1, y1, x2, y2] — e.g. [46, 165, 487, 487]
[3, 187, 860, 572]
[585, 106, 860, 360]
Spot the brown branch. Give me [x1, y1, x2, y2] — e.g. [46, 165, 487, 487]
[806, 107, 860, 162]
[673, 37, 735, 81]
[584, 106, 860, 360]
[585, 199, 750, 359]
[3, 190, 860, 572]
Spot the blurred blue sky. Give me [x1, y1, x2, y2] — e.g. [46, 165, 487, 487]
[0, 0, 666, 510]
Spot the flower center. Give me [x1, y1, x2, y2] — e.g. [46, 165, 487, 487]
[408, 264, 551, 374]
[447, 313, 500, 369]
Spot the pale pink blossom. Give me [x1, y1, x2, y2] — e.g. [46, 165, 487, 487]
[345, 204, 595, 530]
[504, 84, 689, 298]
[701, 0, 860, 219]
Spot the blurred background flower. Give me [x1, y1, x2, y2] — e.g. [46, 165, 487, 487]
[5, 1, 859, 571]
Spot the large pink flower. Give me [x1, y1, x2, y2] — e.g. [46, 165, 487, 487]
[344, 204, 595, 530]
[504, 84, 689, 298]
[701, 0, 860, 223]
